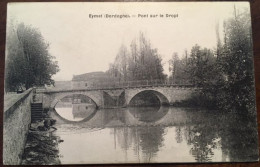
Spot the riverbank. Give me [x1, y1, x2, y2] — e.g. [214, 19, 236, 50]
[21, 117, 62, 165]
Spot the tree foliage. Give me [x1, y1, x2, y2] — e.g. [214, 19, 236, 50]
[5, 22, 59, 91]
[168, 8, 255, 115]
[108, 32, 166, 81]
[215, 8, 255, 114]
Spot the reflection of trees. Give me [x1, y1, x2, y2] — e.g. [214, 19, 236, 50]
[128, 106, 168, 123]
[138, 127, 164, 162]
[188, 125, 219, 162]
[219, 114, 258, 162]
[184, 113, 226, 162]
[113, 126, 165, 162]
[102, 109, 126, 125]
[175, 126, 183, 143]
[114, 128, 133, 152]
[184, 112, 258, 162]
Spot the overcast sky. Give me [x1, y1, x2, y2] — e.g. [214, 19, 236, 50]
[7, 2, 250, 81]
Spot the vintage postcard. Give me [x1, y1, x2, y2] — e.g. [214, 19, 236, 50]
[3, 2, 259, 165]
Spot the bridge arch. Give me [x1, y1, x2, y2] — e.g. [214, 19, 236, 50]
[50, 92, 99, 109]
[127, 90, 170, 106]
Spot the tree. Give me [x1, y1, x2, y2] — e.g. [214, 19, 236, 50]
[128, 39, 138, 79]
[108, 32, 166, 82]
[169, 52, 187, 83]
[114, 44, 129, 81]
[5, 21, 25, 92]
[5, 22, 59, 92]
[168, 52, 179, 82]
[185, 44, 216, 87]
[182, 8, 255, 114]
[215, 8, 255, 114]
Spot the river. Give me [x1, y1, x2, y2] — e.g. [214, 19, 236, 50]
[51, 101, 258, 164]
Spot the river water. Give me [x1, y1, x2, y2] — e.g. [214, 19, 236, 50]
[51, 101, 258, 164]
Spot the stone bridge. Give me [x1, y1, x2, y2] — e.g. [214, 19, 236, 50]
[40, 86, 198, 109]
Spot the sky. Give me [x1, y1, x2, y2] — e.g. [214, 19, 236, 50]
[6, 2, 250, 81]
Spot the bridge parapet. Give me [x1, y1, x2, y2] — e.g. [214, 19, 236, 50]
[47, 79, 194, 91]
[40, 83, 196, 94]
[92, 79, 193, 89]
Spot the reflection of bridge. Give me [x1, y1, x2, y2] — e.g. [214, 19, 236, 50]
[51, 106, 205, 127]
[40, 82, 198, 109]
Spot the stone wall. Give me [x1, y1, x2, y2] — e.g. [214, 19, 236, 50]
[3, 89, 33, 165]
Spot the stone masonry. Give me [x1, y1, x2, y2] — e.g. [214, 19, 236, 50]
[3, 89, 33, 165]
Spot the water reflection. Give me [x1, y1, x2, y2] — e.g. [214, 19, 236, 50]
[51, 107, 258, 164]
[128, 106, 168, 123]
[55, 94, 96, 122]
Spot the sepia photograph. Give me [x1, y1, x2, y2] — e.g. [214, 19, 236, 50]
[3, 2, 259, 165]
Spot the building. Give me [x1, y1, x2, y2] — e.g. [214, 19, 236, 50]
[71, 71, 117, 89]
